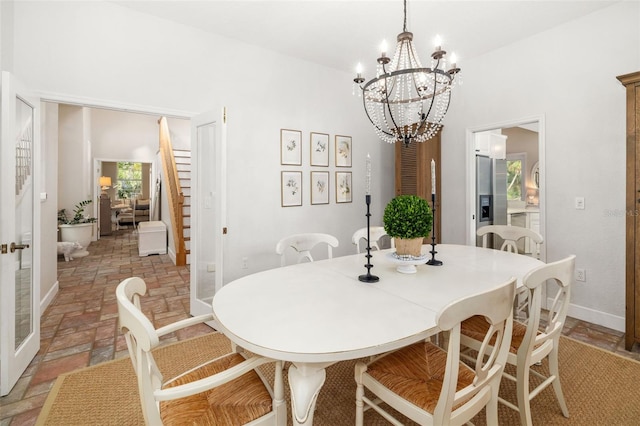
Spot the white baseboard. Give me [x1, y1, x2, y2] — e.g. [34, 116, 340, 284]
[550, 297, 625, 332]
[168, 247, 177, 265]
[40, 281, 59, 316]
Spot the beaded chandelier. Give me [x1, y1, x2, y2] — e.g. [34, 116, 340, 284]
[353, 0, 461, 146]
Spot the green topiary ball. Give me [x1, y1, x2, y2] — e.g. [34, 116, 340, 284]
[383, 195, 433, 239]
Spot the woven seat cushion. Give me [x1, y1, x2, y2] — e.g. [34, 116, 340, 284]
[461, 315, 530, 354]
[160, 353, 272, 426]
[366, 341, 475, 414]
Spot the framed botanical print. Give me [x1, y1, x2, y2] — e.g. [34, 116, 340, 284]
[280, 129, 302, 165]
[310, 132, 329, 167]
[311, 171, 330, 205]
[335, 135, 352, 167]
[336, 171, 352, 203]
[281, 171, 302, 207]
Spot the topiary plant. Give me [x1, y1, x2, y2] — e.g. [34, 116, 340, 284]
[383, 195, 433, 240]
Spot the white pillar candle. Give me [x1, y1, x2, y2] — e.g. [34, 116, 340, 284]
[365, 154, 371, 195]
[431, 159, 436, 195]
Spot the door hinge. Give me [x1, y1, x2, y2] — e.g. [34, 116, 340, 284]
[223, 107, 227, 124]
[223, 227, 228, 234]
[1, 244, 7, 254]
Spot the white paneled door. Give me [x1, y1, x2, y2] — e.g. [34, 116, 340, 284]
[190, 108, 227, 317]
[0, 72, 40, 395]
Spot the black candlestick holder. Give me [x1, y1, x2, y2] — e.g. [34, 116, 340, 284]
[359, 194, 380, 282]
[426, 193, 443, 266]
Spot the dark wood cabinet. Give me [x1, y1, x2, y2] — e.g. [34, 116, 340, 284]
[394, 132, 442, 243]
[617, 71, 640, 350]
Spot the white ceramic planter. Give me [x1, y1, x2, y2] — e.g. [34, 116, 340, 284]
[59, 223, 94, 258]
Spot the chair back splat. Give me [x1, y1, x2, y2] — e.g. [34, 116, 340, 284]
[355, 278, 516, 426]
[477, 224, 543, 259]
[351, 226, 395, 254]
[275, 233, 339, 266]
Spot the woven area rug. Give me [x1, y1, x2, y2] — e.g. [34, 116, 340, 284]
[37, 332, 640, 425]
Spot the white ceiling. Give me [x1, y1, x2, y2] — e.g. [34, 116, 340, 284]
[113, 0, 619, 74]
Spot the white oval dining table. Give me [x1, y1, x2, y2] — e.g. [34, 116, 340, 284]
[212, 244, 543, 425]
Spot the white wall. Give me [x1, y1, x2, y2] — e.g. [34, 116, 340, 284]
[58, 105, 92, 215]
[12, 1, 394, 301]
[441, 1, 639, 330]
[39, 103, 59, 310]
[0, 0, 14, 74]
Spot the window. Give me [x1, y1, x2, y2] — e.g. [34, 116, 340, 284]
[506, 153, 526, 201]
[115, 162, 142, 200]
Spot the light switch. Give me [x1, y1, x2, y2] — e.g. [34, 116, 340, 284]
[575, 197, 585, 210]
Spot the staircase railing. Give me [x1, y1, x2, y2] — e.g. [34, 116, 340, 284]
[158, 117, 187, 266]
[16, 116, 33, 198]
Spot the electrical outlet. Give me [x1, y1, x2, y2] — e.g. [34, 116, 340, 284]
[241, 257, 249, 269]
[576, 268, 586, 282]
[575, 197, 585, 210]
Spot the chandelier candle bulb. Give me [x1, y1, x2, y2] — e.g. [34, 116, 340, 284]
[450, 53, 458, 70]
[354, 63, 364, 84]
[434, 34, 442, 51]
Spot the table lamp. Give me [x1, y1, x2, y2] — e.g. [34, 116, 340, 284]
[99, 176, 112, 196]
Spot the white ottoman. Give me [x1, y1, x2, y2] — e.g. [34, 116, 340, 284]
[138, 221, 167, 256]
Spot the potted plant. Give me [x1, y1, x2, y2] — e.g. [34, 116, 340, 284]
[383, 195, 433, 257]
[58, 200, 97, 258]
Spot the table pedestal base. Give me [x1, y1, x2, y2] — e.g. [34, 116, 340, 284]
[288, 362, 333, 425]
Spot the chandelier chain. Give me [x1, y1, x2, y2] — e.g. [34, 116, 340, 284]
[403, 0, 407, 32]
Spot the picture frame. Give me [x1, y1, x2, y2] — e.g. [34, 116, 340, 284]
[281, 171, 302, 207]
[310, 171, 330, 205]
[335, 171, 352, 203]
[335, 135, 352, 167]
[310, 132, 330, 167]
[280, 129, 302, 165]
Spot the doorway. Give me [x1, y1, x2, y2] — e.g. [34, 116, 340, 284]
[94, 159, 155, 238]
[466, 117, 545, 261]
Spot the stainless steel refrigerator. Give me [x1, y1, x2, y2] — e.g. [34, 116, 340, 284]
[476, 155, 507, 248]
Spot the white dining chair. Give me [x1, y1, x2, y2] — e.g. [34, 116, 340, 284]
[117, 199, 135, 229]
[478, 224, 544, 320]
[116, 277, 286, 426]
[460, 255, 576, 426]
[355, 277, 516, 426]
[477, 224, 543, 259]
[275, 233, 339, 266]
[351, 226, 394, 254]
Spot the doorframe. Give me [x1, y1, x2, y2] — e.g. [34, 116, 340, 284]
[37, 92, 194, 120]
[39, 93, 196, 304]
[465, 114, 546, 262]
